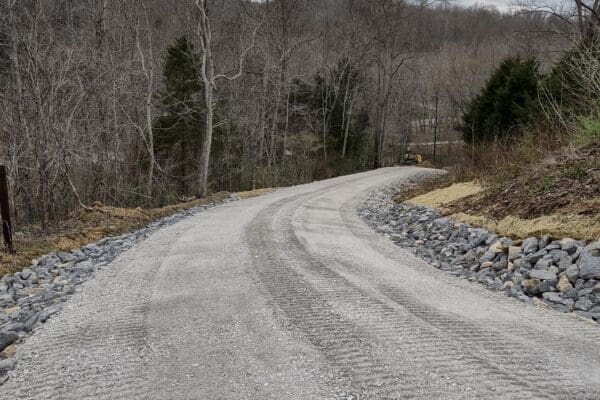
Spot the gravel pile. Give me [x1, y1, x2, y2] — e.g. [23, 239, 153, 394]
[0, 195, 238, 382]
[359, 186, 600, 325]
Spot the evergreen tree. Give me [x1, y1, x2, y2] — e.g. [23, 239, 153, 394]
[293, 58, 368, 157]
[460, 57, 539, 143]
[542, 41, 600, 117]
[153, 36, 204, 195]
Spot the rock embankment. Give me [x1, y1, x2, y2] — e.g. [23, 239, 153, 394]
[0, 195, 238, 383]
[359, 186, 600, 324]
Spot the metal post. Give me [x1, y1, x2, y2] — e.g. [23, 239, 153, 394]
[0, 165, 14, 254]
[433, 94, 438, 162]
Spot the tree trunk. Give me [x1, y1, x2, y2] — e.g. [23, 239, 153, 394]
[199, 84, 213, 197]
[341, 88, 356, 158]
[197, 0, 215, 198]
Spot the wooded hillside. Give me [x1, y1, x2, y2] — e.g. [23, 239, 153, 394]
[0, 0, 572, 228]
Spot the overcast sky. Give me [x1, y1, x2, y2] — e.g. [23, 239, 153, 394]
[455, 0, 516, 12]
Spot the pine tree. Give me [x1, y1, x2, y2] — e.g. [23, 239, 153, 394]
[153, 36, 204, 196]
[461, 57, 539, 143]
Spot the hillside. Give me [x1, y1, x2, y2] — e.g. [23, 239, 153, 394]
[395, 140, 600, 240]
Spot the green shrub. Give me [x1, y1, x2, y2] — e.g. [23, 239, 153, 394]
[561, 162, 589, 181]
[460, 57, 540, 144]
[574, 116, 600, 146]
[533, 173, 554, 193]
[542, 42, 600, 116]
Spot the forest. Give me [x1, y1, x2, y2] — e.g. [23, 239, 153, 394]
[0, 0, 589, 228]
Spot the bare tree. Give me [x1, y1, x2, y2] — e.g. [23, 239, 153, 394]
[194, 0, 259, 197]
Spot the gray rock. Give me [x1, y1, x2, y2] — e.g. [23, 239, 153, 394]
[522, 237, 539, 254]
[545, 244, 561, 252]
[0, 331, 17, 351]
[0, 294, 14, 308]
[574, 297, 594, 311]
[563, 288, 579, 299]
[18, 268, 31, 280]
[578, 242, 600, 280]
[1, 323, 24, 334]
[557, 256, 572, 272]
[57, 252, 78, 263]
[0, 358, 16, 374]
[526, 249, 547, 264]
[39, 304, 62, 323]
[578, 287, 594, 297]
[533, 257, 553, 270]
[583, 279, 598, 289]
[24, 314, 39, 332]
[560, 238, 580, 254]
[536, 280, 554, 293]
[485, 234, 498, 245]
[572, 246, 583, 262]
[542, 292, 572, 306]
[531, 281, 553, 295]
[492, 260, 507, 272]
[574, 310, 594, 319]
[539, 235, 552, 248]
[529, 270, 557, 281]
[481, 251, 496, 262]
[590, 306, 600, 314]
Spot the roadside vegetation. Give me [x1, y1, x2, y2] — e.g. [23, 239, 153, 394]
[1, 1, 599, 269]
[397, 32, 600, 241]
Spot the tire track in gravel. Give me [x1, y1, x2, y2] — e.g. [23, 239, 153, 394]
[247, 193, 450, 399]
[336, 188, 600, 398]
[5, 167, 600, 399]
[247, 177, 599, 399]
[292, 196, 565, 399]
[0, 220, 197, 400]
[247, 191, 480, 398]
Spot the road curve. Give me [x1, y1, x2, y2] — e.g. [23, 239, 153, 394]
[2, 167, 600, 399]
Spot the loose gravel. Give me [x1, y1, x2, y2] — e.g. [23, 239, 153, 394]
[0, 194, 238, 384]
[359, 184, 600, 325]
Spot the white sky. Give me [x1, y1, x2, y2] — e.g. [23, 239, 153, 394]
[456, 0, 515, 12]
[456, 0, 572, 13]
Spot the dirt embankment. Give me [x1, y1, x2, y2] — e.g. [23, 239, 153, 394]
[397, 141, 600, 241]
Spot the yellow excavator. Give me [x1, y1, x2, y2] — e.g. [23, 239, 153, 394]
[402, 148, 423, 165]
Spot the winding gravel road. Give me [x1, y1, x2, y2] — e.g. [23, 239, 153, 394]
[2, 167, 600, 399]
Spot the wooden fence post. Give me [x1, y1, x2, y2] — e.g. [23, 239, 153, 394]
[0, 165, 15, 254]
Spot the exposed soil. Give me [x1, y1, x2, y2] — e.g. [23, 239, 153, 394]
[446, 142, 600, 219]
[394, 141, 600, 241]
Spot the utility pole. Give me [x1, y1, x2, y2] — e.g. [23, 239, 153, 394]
[0, 165, 15, 254]
[433, 94, 439, 162]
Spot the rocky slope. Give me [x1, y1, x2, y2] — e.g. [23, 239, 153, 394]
[360, 185, 600, 324]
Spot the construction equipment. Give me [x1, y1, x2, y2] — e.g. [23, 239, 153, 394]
[401, 149, 423, 165]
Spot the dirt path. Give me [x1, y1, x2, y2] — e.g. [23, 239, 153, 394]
[2, 167, 600, 399]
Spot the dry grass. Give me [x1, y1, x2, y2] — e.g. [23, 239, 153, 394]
[450, 142, 600, 219]
[451, 212, 600, 241]
[235, 188, 275, 199]
[403, 183, 600, 241]
[398, 151, 600, 241]
[0, 192, 235, 277]
[406, 182, 483, 210]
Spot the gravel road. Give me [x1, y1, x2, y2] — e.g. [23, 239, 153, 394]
[2, 167, 600, 399]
